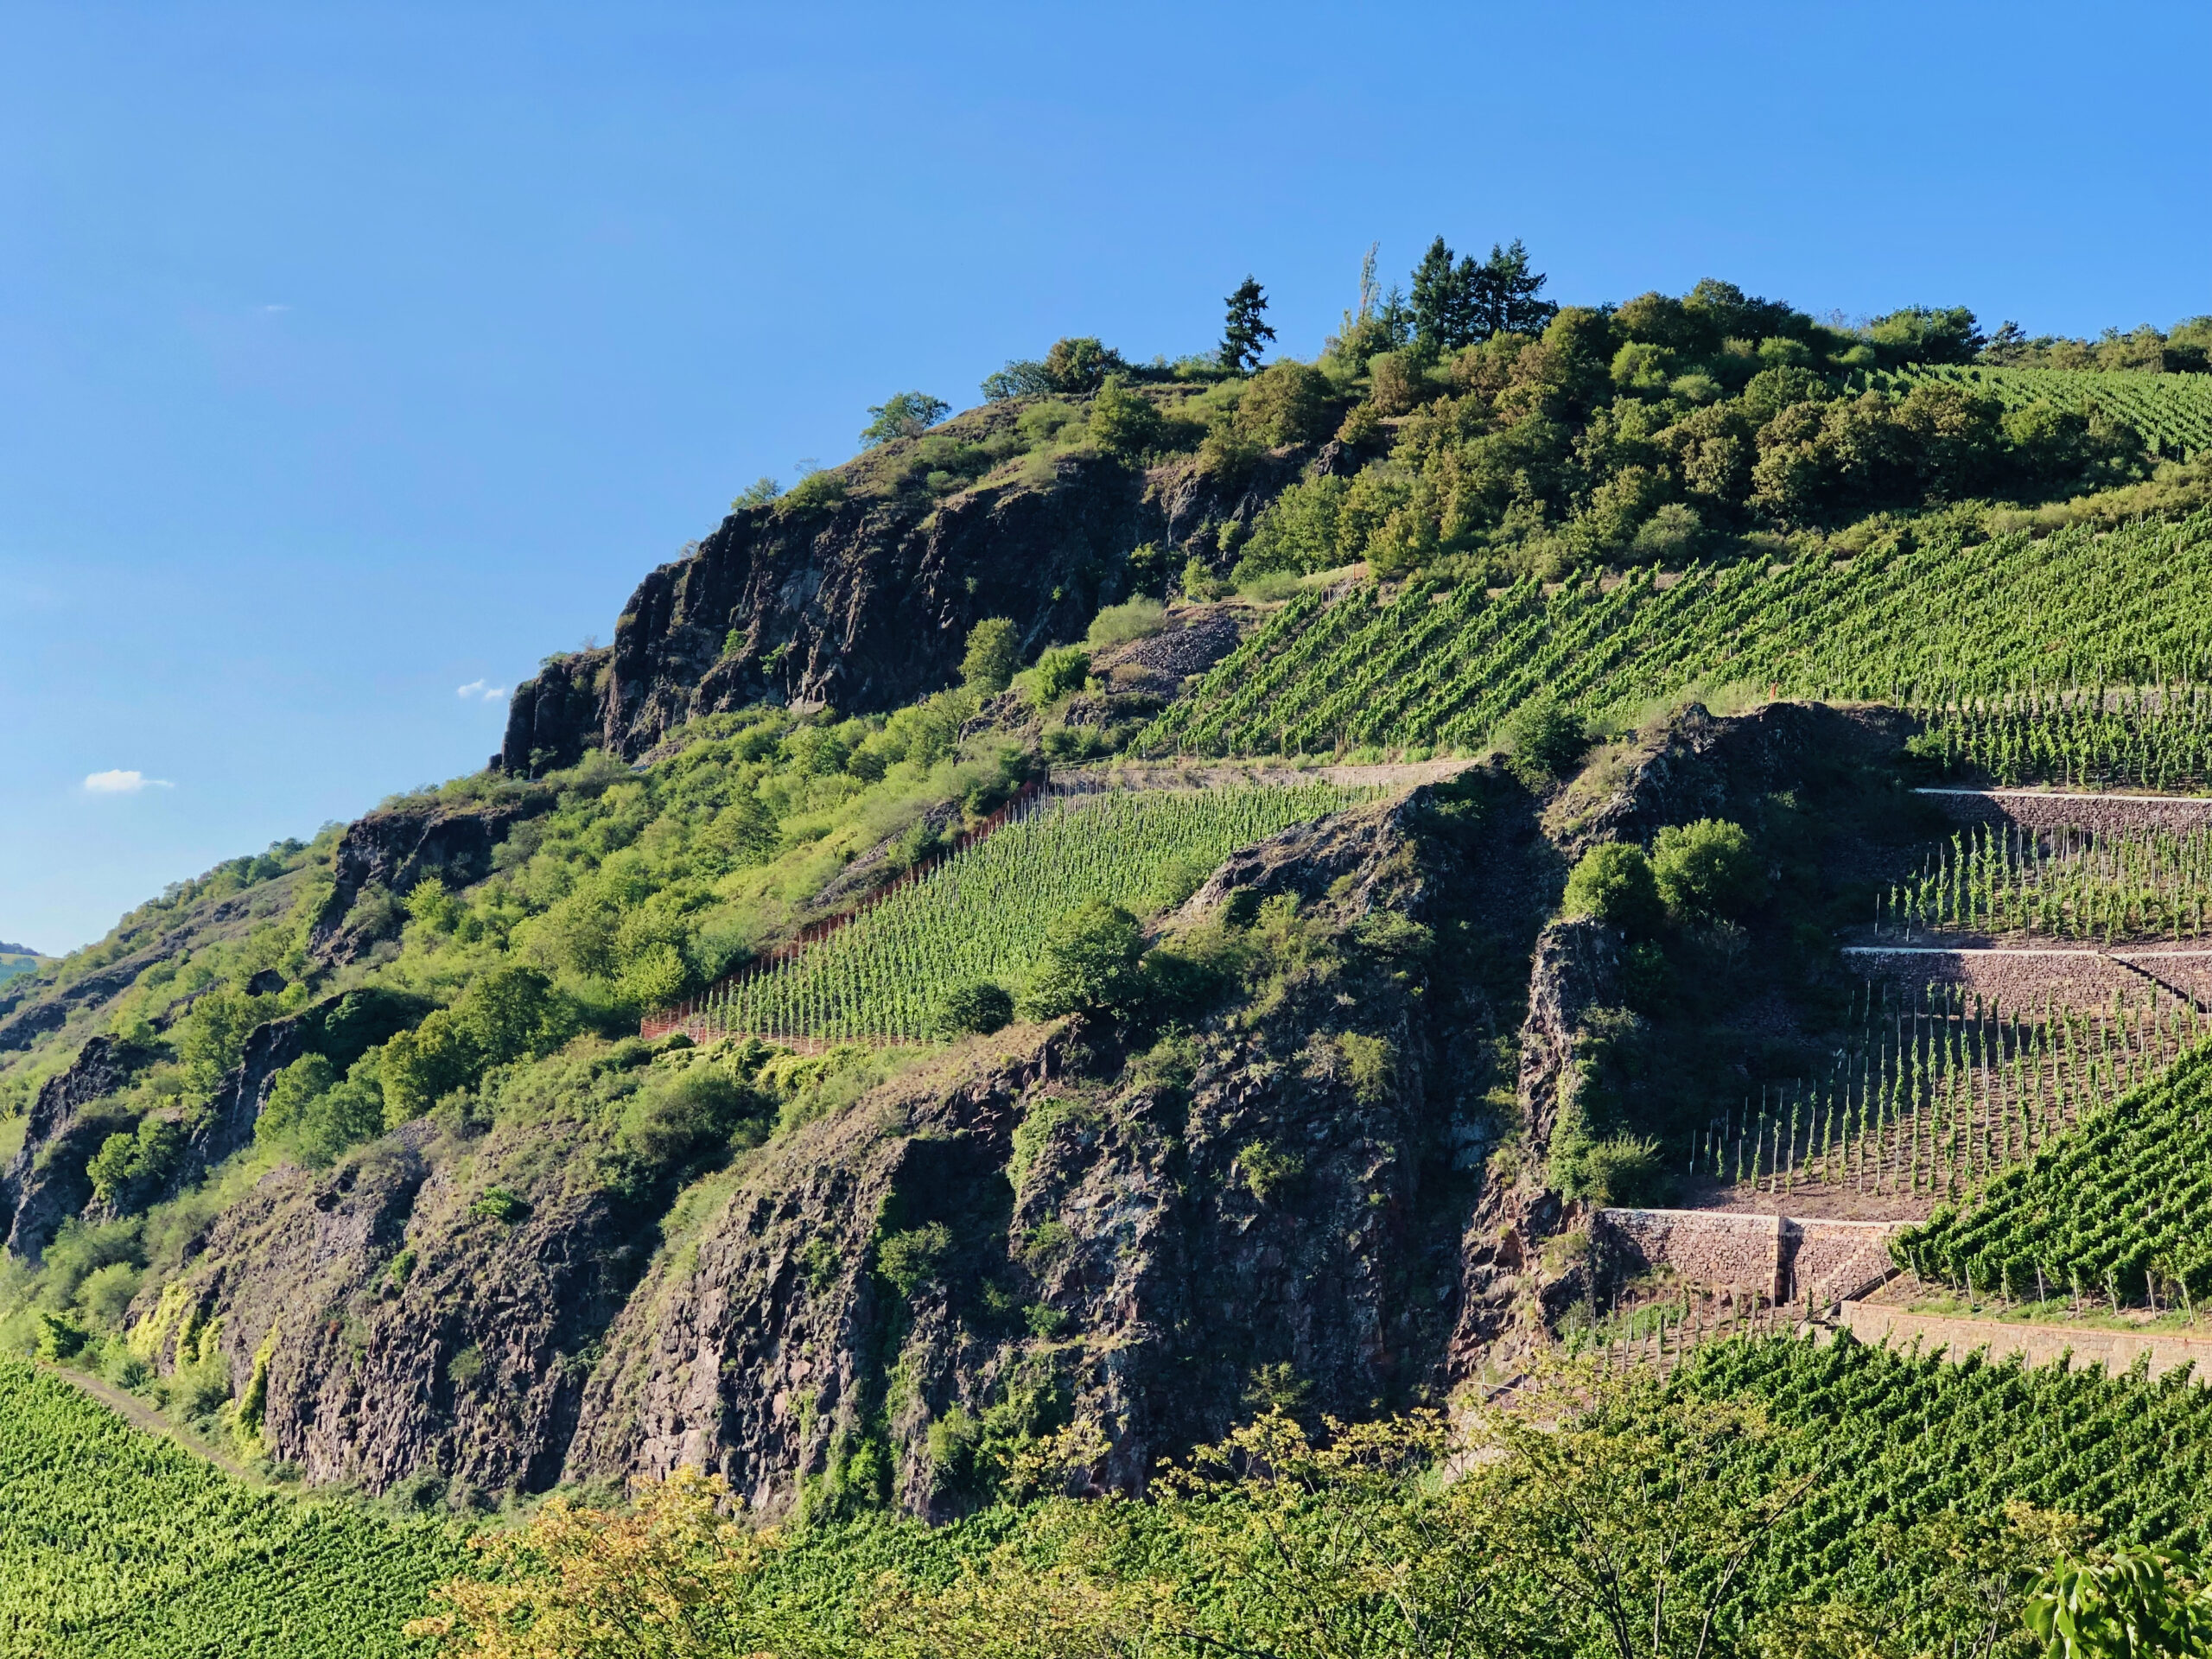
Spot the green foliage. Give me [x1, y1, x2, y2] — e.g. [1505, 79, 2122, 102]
[0, 1351, 471, 1655]
[1496, 691, 1587, 783]
[1027, 646, 1091, 705]
[1018, 900, 1147, 1021]
[874, 1222, 951, 1300]
[729, 475, 781, 510]
[960, 617, 1020, 695]
[932, 981, 1014, 1039]
[1651, 817, 1764, 921]
[1236, 360, 1334, 447]
[859, 391, 950, 448]
[1084, 376, 1159, 456]
[1084, 596, 1166, 650]
[618, 1065, 764, 1173]
[2027, 1548, 2212, 1659]
[85, 1116, 186, 1212]
[1562, 842, 1662, 932]
[467, 1185, 530, 1225]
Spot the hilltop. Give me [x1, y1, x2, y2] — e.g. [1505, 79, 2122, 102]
[8, 254, 2212, 1652]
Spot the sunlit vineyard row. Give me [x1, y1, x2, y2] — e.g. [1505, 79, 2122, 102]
[1878, 821, 2212, 942]
[1907, 683, 2212, 791]
[1864, 362, 2212, 460]
[0, 1356, 463, 1658]
[1898, 1043, 2212, 1307]
[1700, 982, 2202, 1203]
[679, 784, 1370, 1042]
[1141, 512, 2212, 759]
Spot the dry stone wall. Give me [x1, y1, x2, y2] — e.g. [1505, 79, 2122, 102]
[1597, 1208, 1904, 1304]
[1919, 787, 2212, 836]
[1842, 944, 2212, 1009]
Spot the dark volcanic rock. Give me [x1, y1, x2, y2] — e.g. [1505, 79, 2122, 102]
[2, 1036, 141, 1260]
[496, 433, 1326, 774]
[311, 801, 545, 963]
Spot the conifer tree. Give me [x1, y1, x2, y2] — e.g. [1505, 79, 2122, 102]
[1220, 276, 1275, 374]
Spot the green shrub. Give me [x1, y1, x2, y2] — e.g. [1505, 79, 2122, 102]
[1020, 900, 1148, 1021]
[1029, 647, 1092, 705]
[1496, 695, 1587, 785]
[876, 1222, 952, 1300]
[962, 617, 1020, 695]
[468, 1186, 531, 1225]
[1554, 1133, 1664, 1205]
[858, 391, 950, 448]
[1651, 819, 1764, 922]
[934, 982, 1014, 1038]
[1087, 376, 1160, 456]
[1561, 843, 1662, 933]
[620, 1067, 762, 1172]
[1085, 596, 1166, 650]
[1236, 361, 1335, 446]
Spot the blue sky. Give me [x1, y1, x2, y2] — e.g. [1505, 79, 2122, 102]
[4, 0, 2208, 952]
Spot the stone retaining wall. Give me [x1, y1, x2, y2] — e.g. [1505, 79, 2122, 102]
[1839, 1302, 2212, 1383]
[1919, 788, 2212, 836]
[1597, 1209, 1905, 1304]
[1841, 945, 2212, 1009]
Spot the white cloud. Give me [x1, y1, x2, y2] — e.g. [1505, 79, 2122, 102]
[84, 769, 173, 794]
[457, 679, 508, 702]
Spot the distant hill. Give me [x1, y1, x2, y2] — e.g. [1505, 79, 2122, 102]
[0, 942, 40, 957]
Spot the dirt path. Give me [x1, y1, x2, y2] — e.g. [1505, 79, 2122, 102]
[35, 1358, 260, 1484]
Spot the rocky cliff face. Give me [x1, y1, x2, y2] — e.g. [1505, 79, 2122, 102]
[121, 772, 1556, 1511]
[496, 429, 1310, 774]
[1, 1036, 141, 1259]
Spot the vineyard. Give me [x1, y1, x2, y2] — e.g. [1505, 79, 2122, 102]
[677, 783, 1370, 1043]
[1878, 820, 2212, 942]
[1908, 683, 2212, 791]
[1694, 1333, 2212, 1612]
[1697, 982, 2202, 1204]
[1139, 511, 2212, 759]
[0, 1356, 463, 1658]
[1897, 1045, 2212, 1308]
[1863, 362, 2212, 461]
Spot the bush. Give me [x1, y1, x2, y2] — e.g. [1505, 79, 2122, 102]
[1087, 376, 1160, 456]
[934, 981, 1014, 1038]
[620, 1067, 762, 1172]
[1043, 336, 1125, 393]
[1029, 647, 1091, 705]
[961, 617, 1020, 695]
[1236, 361, 1334, 446]
[1651, 819, 1764, 922]
[1496, 696, 1588, 785]
[1366, 352, 1426, 416]
[1020, 900, 1148, 1021]
[1085, 596, 1166, 650]
[1556, 1133, 1664, 1205]
[1561, 843, 1662, 933]
[876, 1222, 952, 1300]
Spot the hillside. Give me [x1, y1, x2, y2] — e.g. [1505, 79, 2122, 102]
[9, 270, 2212, 1651]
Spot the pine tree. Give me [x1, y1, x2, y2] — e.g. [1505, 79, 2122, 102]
[1409, 236, 1478, 353]
[1220, 276, 1275, 374]
[1475, 238, 1558, 337]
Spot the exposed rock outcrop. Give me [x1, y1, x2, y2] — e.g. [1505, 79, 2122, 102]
[496, 430, 1321, 774]
[310, 801, 547, 963]
[1, 1036, 142, 1259]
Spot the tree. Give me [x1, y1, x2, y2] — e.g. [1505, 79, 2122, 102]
[1236, 361, 1335, 446]
[1410, 236, 1479, 353]
[859, 391, 950, 448]
[982, 359, 1057, 401]
[934, 981, 1014, 1038]
[1869, 306, 1986, 366]
[1562, 842, 1664, 933]
[1221, 276, 1275, 374]
[1475, 238, 1559, 337]
[1020, 899, 1148, 1020]
[1044, 336, 1127, 393]
[1651, 818, 1765, 922]
[1497, 693, 1588, 784]
[961, 617, 1020, 694]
